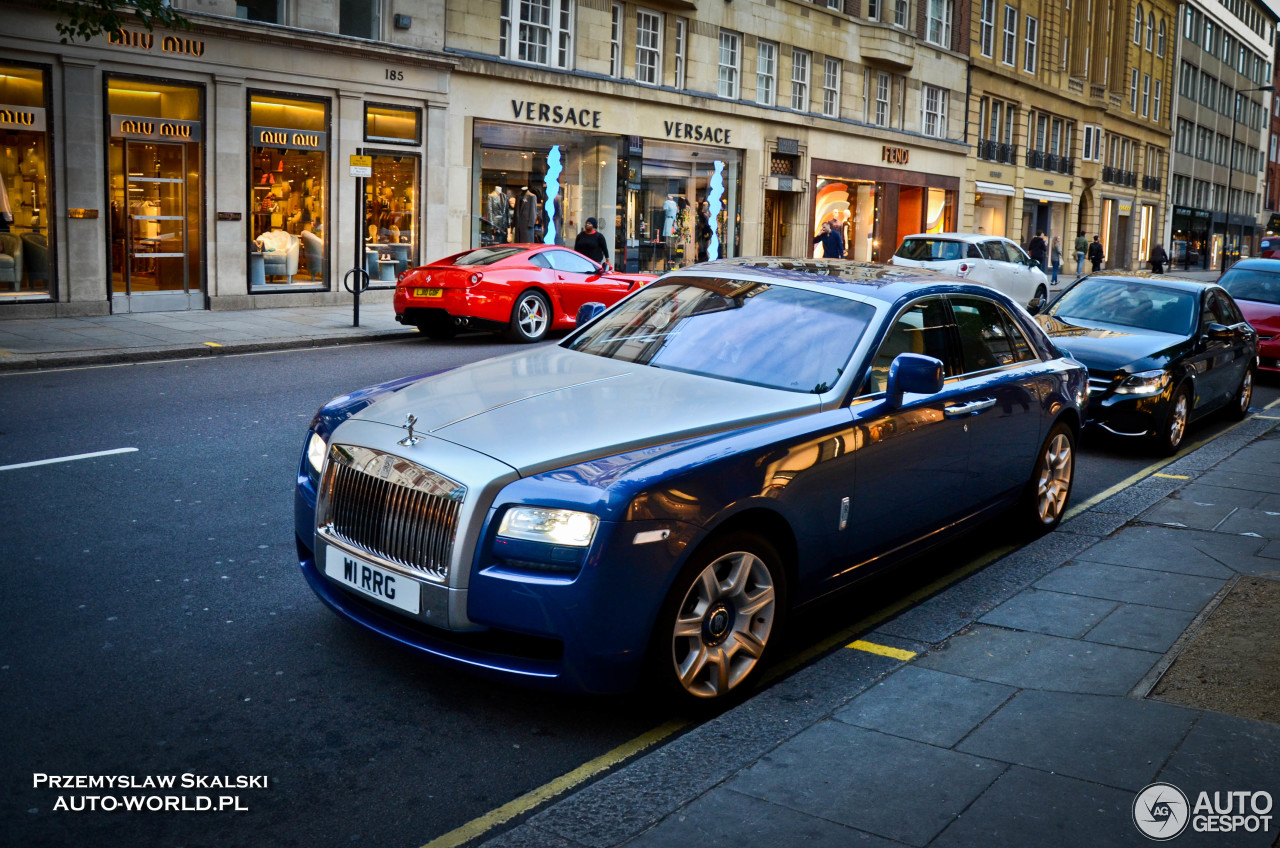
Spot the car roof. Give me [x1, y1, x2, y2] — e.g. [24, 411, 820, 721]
[671, 257, 993, 305]
[899, 233, 1010, 243]
[1075, 271, 1218, 294]
[1227, 258, 1280, 271]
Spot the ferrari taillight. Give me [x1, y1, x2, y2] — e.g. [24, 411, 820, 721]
[467, 272, 483, 286]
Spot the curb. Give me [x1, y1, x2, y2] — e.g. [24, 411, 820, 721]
[0, 328, 418, 372]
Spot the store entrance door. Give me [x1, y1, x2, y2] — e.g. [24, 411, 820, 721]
[763, 191, 789, 256]
[112, 141, 196, 311]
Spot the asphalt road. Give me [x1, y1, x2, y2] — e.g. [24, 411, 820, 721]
[1, 335, 1274, 848]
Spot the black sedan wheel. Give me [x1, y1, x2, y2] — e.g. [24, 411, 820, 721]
[1022, 422, 1075, 532]
[1156, 385, 1192, 455]
[1226, 365, 1254, 421]
[506, 289, 551, 343]
[651, 533, 784, 705]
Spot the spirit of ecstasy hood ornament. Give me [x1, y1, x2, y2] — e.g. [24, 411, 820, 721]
[397, 413, 423, 447]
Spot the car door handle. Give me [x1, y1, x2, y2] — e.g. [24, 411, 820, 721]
[944, 398, 998, 418]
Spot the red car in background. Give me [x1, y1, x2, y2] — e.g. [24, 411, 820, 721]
[395, 245, 655, 342]
[1218, 257, 1280, 373]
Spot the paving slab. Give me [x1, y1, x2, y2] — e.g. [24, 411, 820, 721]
[913, 625, 1161, 695]
[931, 766, 1148, 848]
[1082, 603, 1198, 653]
[1034, 562, 1227, 611]
[1195, 469, 1280, 495]
[1171, 483, 1267, 509]
[727, 722, 1005, 847]
[832, 666, 1015, 748]
[956, 690, 1197, 792]
[1215, 507, 1280, 538]
[1139, 499, 1240, 531]
[1071, 525, 1244, 578]
[978, 588, 1118, 638]
[627, 788, 903, 848]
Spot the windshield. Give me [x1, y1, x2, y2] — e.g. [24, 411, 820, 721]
[895, 239, 967, 262]
[1220, 268, 1280, 306]
[565, 278, 876, 393]
[448, 246, 525, 266]
[1047, 278, 1197, 336]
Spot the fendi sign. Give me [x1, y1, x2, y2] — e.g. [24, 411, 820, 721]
[108, 29, 206, 56]
[112, 115, 202, 142]
[0, 105, 46, 132]
[882, 146, 909, 165]
[252, 126, 327, 151]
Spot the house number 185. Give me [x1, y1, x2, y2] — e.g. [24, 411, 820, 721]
[385, 69, 404, 81]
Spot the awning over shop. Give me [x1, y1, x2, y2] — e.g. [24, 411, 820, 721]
[976, 180, 1015, 196]
[1022, 187, 1073, 204]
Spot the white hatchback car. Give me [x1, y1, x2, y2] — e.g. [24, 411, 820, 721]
[891, 233, 1058, 309]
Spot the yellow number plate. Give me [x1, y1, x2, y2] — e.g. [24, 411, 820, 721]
[412, 288, 443, 298]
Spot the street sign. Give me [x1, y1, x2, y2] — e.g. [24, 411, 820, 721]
[349, 154, 372, 178]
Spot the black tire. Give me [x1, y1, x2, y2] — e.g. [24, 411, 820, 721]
[1226, 364, 1254, 421]
[647, 532, 786, 708]
[506, 289, 552, 343]
[416, 314, 457, 340]
[1021, 421, 1075, 533]
[1154, 384, 1192, 455]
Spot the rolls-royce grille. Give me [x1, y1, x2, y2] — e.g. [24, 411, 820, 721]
[317, 444, 466, 584]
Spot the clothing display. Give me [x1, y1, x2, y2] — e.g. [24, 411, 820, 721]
[662, 197, 678, 239]
[486, 187, 509, 238]
[515, 188, 539, 243]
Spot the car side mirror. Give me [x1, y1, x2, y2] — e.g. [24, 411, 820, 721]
[885, 353, 945, 408]
[1028, 295, 1046, 315]
[1206, 322, 1235, 341]
[576, 302, 607, 327]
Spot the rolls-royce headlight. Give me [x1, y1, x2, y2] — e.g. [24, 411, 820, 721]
[1115, 369, 1171, 395]
[498, 507, 599, 547]
[306, 431, 328, 474]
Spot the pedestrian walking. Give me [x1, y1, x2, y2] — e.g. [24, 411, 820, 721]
[1150, 243, 1168, 274]
[812, 220, 845, 259]
[1087, 235, 1104, 272]
[573, 217, 610, 266]
[1074, 230, 1088, 276]
[1028, 231, 1048, 271]
[1050, 236, 1062, 284]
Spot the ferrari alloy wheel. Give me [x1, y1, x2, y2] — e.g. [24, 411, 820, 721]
[507, 290, 551, 343]
[1024, 422, 1075, 535]
[658, 534, 784, 703]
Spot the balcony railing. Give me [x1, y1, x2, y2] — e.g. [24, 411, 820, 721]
[977, 139, 1017, 164]
[1103, 168, 1138, 187]
[1142, 176, 1163, 192]
[1023, 150, 1075, 175]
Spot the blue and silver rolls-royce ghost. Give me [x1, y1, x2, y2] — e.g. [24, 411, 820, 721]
[295, 259, 1088, 703]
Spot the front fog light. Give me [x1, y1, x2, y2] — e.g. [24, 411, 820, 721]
[307, 432, 328, 474]
[498, 507, 599, 547]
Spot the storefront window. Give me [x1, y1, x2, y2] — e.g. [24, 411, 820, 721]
[249, 93, 328, 289]
[1, 64, 53, 299]
[974, 192, 1009, 238]
[107, 77, 203, 308]
[364, 104, 420, 145]
[364, 153, 418, 284]
[814, 179, 880, 261]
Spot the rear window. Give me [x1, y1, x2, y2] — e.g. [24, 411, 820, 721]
[894, 239, 974, 262]
[1220, 267, 1280, 306]
[448, 247, 525, 266]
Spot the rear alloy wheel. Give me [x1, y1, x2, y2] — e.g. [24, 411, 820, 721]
[1023, 422, 1075, 532]
[653, 533, 784, 705]
[1226, 365, 1254, 421]
[1156, 385, 1191, 455]
[506, 290, 551, 343]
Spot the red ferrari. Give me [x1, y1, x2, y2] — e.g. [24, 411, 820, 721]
[395, 245, 655, 342]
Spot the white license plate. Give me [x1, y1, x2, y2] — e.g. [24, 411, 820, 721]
[324, 547, 421, 614]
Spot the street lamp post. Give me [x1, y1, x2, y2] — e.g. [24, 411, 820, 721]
[1225, 84, 1275, 270]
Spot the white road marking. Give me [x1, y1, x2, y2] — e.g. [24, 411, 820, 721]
[0, 447, 138, 471]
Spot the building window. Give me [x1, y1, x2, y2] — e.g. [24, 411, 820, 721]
[822, 57, 841, 118]
[1130, 67, 1139, 112]
[827, 0, 841, 9]
[364, 103, 420, 145]
[922, 84, 947, 138]
[236, 0, 281, 22]
[1141, 74, 1150, 117]
[926, 0, 952, 48]
[867, 0, 880, 20]
[339, 0, 381, 39]
[1157, 18, 1166, 55]
[1153, 80, 1161, 122]
[1024, 15, 1037, 73]
[874, 71, 890, 126]
[1002, 5, 1017, 66]
[1145, 12, 1154, 51]
[609, 4, 622, 77]
[503, 0, 573, 68]
[791, 49, 810, 112]
[364, 153, 420, 287]
[756, 40, 777, 106]
[979, 0, 995, 58]
[674, 18, 686, 89]
[2, 64, 54, 299]
[718, 31, 741, 99]
[1133, 3, 1142, 44]
[635, 9, 662, 85]
[893, 0, 907, 27]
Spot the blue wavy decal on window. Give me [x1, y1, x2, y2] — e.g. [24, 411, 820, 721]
[708, 160, 725, 261]
[543, 145, 562, 245]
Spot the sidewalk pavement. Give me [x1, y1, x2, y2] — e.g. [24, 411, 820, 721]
[0, 302, 415, 372]
[479, 416, 1280, 848]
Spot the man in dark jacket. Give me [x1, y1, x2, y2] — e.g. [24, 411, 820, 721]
[573, 218, 610, 267]
[1150, 243, 1168, 274]
[1087, 235, 1105, 272]
[812, 220, 844, 259]
[1028, 231, 1047, 271]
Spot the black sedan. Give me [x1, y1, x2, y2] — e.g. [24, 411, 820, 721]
[1036, 275, 1255, 454]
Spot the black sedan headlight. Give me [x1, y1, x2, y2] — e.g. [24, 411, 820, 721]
[1114, 369, 1171, 396]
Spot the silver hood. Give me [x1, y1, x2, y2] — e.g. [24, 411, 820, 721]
[349, 347, 820, 475]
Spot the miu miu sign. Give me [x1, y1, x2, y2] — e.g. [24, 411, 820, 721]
[112, 115, 203, 142]
[0, 105, 46, 133]
[252, 126, 327, 151]
[108, 29, 206, 57]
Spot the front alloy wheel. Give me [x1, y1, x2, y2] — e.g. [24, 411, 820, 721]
[507, 290, 550, 342]
[1159, 386, 1191, 455]
[660, 535, 783, 702]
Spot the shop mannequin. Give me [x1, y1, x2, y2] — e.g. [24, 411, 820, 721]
[515, 186, 538, 243]
[662, 195, 678, 239]
[486, 185, 509, 242]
